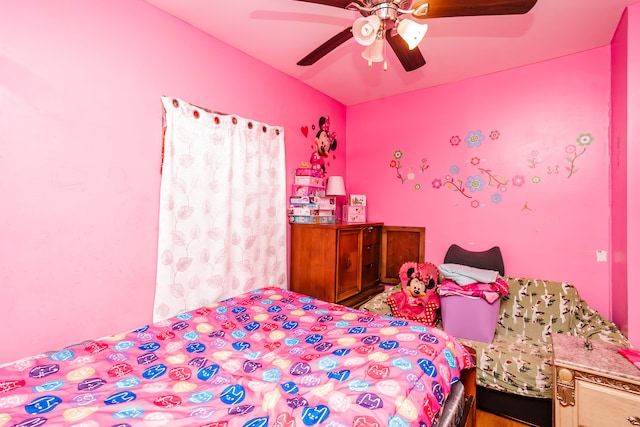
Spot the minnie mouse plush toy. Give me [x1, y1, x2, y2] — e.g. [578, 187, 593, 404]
[387, 261, 440, 326]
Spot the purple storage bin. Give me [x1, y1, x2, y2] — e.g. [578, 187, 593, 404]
[440, 295, 500, 343]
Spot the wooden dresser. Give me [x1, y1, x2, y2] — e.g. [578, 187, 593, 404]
[289, 223, 424, 308]
[552, 333, 640, 427]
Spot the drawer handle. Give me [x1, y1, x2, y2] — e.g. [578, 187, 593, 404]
[366, 244, 372, 250]
[365, 263, 373, 269]
[628, 416, 640, 426]
[366, 227, 373, 232]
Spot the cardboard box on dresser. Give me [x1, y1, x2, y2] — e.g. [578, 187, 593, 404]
[288, 168, 336, 224]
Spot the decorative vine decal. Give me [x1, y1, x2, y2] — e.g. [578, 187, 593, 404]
[389, 150, 429, 188]
[390, 150, 405, 182]
[565, 133, 593, 178]
[388, 130, 595, 208]
[436, 175, 472, 199]
[478, 168, 509, 192]
[528, 150, 542, 168]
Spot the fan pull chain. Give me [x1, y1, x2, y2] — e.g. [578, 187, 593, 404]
[383, 36, 388, 71]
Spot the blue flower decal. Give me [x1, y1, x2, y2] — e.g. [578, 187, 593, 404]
[465, 130, 485, 148]
[465, 175, 486, 192]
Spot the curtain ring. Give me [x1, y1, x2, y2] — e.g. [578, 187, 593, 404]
[193, 110, 200, 119]
[214, 116, 220, 125]
[172, 99, 179, 108]
[232, 117, 238, 125]
[248, 122, 253, 129]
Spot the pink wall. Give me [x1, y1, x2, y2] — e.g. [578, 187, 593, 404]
[611, 3, 640, 347]
[611, 9, 629, 342]
[0, 0, 346, 364]
[346, 48, 613, 318]
[626, 3, 640, 349]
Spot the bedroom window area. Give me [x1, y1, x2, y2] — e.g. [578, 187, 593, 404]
[153, 96, 287, 321]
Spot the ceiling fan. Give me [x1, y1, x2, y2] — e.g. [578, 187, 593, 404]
[295, 0, 538, 71]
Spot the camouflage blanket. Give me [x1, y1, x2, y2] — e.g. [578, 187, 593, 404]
[361, 276, 630, 399]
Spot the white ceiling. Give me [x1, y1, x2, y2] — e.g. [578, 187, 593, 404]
[143, 0, 636, 106]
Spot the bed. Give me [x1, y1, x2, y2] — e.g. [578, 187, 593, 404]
[0, 287, 475, 427]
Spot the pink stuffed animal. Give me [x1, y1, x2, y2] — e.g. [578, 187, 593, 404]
[387, 261, 440, 326]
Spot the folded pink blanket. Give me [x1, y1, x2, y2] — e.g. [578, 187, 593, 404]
[439, 277, 509, 304]
[618, 348, 640, 370]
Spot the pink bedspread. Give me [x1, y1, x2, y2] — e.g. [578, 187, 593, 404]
[0, 287, 473, 427]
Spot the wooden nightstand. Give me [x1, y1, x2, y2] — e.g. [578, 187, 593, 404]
[552, 333, 640, 427]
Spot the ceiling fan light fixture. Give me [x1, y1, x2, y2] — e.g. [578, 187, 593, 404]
[353, 15, 381, 46]
[362, 38, 385, 63]
[412, 3, 429, 18]
[397, 19, 428, 50]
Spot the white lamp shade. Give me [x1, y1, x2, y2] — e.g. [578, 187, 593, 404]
[397, 19, 428, 50]
[325, 176, 346, 196]
[353, 15, 381, 46]
[361, 38, 384, 63]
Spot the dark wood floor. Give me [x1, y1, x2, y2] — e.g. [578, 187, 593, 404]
[477, 410, 531, 427]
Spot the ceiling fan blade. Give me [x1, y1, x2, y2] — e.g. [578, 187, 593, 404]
[411, 0, 538, 19]
[386, 29, 426, 72]
[293, 0, 355, 8]
[297, 27, 354, 66]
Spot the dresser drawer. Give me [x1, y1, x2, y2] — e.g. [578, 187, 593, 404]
[361, 242, 379, 263]
[577, 380, 640, 427]
[362, 226, 380, 245]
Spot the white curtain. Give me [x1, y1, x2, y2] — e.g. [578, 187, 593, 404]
[153, 96, 287, 321]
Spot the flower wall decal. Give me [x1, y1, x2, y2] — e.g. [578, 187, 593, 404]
[465, 130, 485, 148]
[389, 131, 594, 207]
[527, 150, 542, 168]
[512, 175, 526, 187]
[389, 150, 429, 188]
[564, 134, 592, 178]
[465, 175, 486, 192]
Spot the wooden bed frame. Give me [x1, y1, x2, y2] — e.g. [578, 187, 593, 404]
[460, 346, 478, 427]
